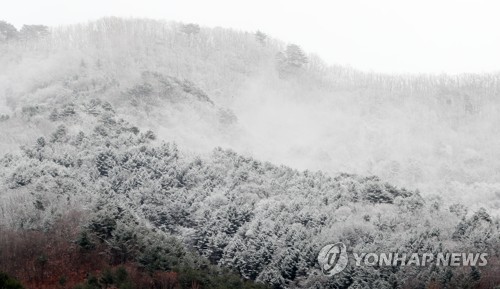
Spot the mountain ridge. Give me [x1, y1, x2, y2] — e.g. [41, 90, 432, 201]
[1, 17, 500, 288]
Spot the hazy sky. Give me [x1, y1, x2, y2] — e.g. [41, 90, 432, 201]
[3, 0, 500, 74]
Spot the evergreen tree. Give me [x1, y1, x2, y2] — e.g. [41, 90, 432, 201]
[255, 31, 267, 45]
[285, 44, 308, 68]
[180, 23, 200, 35]
[470, 266, 481, 282]
[19, 24, 49, 41]
[0, 21, 18, 41]
[0, 272, 24, 289]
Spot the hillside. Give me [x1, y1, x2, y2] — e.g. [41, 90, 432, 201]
[1, 18, 500, 214]
[1, 98, 499, 288]
[0, 18, 500, 288]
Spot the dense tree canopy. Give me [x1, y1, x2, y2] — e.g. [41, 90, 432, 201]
[0, 18, 499, 289]
[0, 98, 498, 288]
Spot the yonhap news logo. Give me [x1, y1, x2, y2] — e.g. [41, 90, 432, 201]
[318, 242, 488, 276]
[317, 242, 349, 276]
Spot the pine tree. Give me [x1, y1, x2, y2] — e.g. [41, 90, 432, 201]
[19, 25, 49, 41]
[255, 31, 267, 45]
[285, 44, 308, 68]
[96, 151, 115, 177]
[0, 21, 18, 41]
[0, 272, 24, 289]
[50, 125, 68, 143]
[470, 266, 481, 282]
[180, 23, 200, 35]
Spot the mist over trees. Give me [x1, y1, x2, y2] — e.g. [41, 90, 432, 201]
[0, 17, 499, 288]
[0, 21, 50, 43]
[19, 24, 49, 41]
[1, 99, 498, 288]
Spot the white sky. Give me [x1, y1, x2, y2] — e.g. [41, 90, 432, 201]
[3, 0, 500, 74]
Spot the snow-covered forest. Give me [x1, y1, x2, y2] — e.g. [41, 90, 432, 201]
[0, 18, 499, 288]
